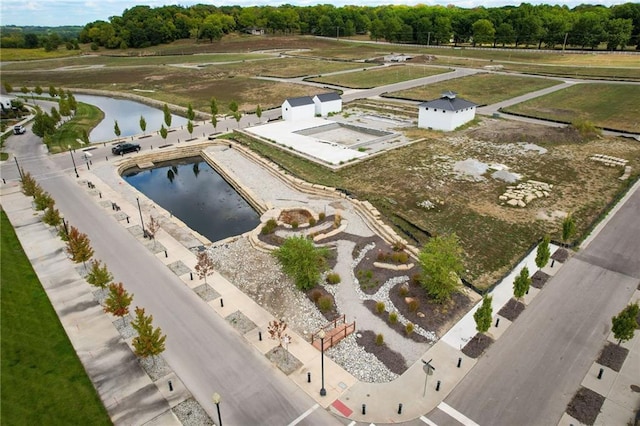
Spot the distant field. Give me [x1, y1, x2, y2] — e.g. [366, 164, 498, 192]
[503, 83, 640, 133]
[386, 73, 561, 105]
[0, 48, 82, 61]
[307, 64, 448, 88]
[0, 211, 111, 425]
[247, 57, 373, 78]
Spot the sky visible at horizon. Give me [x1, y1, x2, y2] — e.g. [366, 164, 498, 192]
[0, 0, 630, 27]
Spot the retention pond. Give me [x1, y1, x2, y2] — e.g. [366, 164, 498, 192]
[123, 157, 260, 243]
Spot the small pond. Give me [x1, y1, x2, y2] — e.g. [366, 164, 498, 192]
[76, 94, 188, 142]
[123, 157, 260, 243]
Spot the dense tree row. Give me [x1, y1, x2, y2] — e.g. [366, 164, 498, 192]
[73, 3, 640, 51]
[1, 28, 80, 51]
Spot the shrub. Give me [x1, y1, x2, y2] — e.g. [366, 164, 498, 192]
[389, 311, 398, 324]
[317, 296, 333, 312]
[408, 299, 420, 312]
[375, 333, 384, 346]
[309, 217, 317, 226]
[398, 285, 409, 297]
[405, 322, 415, 335]
[261, 218, 278, 235]
[326, 272, 341, 284]
[375, 301, 385, 314]
[391, 251, 409, 264]
[310, 288, 323, 303]
[376, 251, 388, 262]
[291, 220, 299, 229]
[393, 241, 406, 252]
[334, 214, 341, 228]
[319, 212, 326, 221]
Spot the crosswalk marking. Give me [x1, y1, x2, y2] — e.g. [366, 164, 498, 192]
[287, 403, 319, 426]
[438, 402, 480, 426]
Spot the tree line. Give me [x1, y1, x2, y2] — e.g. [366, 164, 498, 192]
[72, 3, 639, 51]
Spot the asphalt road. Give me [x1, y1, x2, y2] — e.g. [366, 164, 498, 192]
[432, 185, 640, 426]
[2, 132, 340, 425]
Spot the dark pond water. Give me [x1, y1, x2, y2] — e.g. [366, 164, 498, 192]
[123, 157, 260, 243]
[76, 94, 188, 143]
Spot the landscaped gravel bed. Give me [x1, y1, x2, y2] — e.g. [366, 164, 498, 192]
[173, 398, 214, 425]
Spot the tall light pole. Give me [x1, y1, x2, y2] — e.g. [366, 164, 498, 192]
[136, 197, 146, 237]
[68, 146, 79, 178]
[318, 329, 326, 396]
[212, 392, 222, 426]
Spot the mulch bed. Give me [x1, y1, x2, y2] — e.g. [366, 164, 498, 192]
[354, 245, 419, 295]
[307, 286, 341, 322]
[498, 298, 526, 321]
[388, 282, 474, 337]
[566, 387, 605, 425]
[596, 342, 629, 372]
[461, 333, 494, 359]
[363, 300, 430, 343]
[356, 330, 407, 375]
[531, 270, 550, 289]
[552, 248, 570, 263]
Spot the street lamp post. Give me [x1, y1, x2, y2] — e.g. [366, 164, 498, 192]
[68, 146, 79, 178]
[136, 197, 146, 237]
[211, 392, 222, 426]
[318, 329, 326, 396]
[422, 359, 436, 397]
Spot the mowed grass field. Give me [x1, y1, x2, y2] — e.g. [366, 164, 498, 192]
[0, 211, 111, 425]
[503, 83, 640, 133]
[386, 73, 562, 105]
[307, 64, 448, 88]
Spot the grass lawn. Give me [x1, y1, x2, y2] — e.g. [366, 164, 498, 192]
[502, 83, 640, 133]
[307, 64, 448, 88]
[386, 73, 562, 105]
[0, 48, 82, 62]
[0, 211, 111, 425]
[250, 57, 373, 78]
[47, 102, 105, 153]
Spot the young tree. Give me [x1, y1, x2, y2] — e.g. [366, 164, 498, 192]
[163, 103, 172, 128]
[113, 120, 121, 138]
[195, 251, 214, 284]
[273, 236, 330, 291]
[611, 302, 639, 345]
[66, 225, 94, 270]
[85, 259, 113, 290]
[159, 125, 168, 141]
[268, 319, 290, 347]
[474, 295, 493, 333]
[42, 202, 62, 228]
[48, 85, 57, 98]
[146, 215, 161, 247]
[20, 171, 38, 196]
[256, 104, 262, 123]
[187, 120, 194, 138]
[139, 115, 147, 135]
[33, 186, 54, 211]
[34, 85, 43, 96]
[562, 214, 576, 246]
[418, 234, 464, 303]
[187, 103, 195, 121]
[535, 235, 551, 269]
[228, 100, 238, 115]
[50, 106, 61, 123]
[104, 282, 133, 325]
[513, 267, 531, 301]
[3, 82, 13, 93]
[131, 306, 167, 364]
[21, 86, 28, 95]
[233, 111, 241, 128]
[210, 97, 218, 131]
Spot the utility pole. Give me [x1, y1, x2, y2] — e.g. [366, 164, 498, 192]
[427, 31, 431, 47]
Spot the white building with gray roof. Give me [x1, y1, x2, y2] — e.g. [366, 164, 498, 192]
[313, 92, 342, 117]
[418, 91, 477, 131]
[282, 96, 315, 122]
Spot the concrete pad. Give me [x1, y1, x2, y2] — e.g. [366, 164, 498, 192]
[142, 409, 182, 426]
[154, 372, 190, 408]
[558, 412, 586, 426]
[595, 398, 636, 426]
[486, 315, 512, 340]
[581, 363, 615, 395]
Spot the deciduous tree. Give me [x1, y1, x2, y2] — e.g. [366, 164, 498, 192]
[159, 124, 168, 141]
[131, 306, 166, 363]
[418, 234, 464, 303]
[268, 319, 290, 347]
[42, 202, 62, 228]
[273, 236, 330, 290]
[146, 215, 161, 247]
[195, 251, 214, 284]
[139, 115, 147, 135]
[187, 103, 195, 121]
[66, 225, 94, 270]
[535, 235, 551, 269]
[256, 104, 262, 122]
[513, 267, 531, 301]
[562, 214, 576, 246]
[611, 302, 639, 345]
[187, 120, 194, 138]
[113, 120, 121, 138]
[85, 259, 113, 290]
[163, 103, 172, 128]
[210, 97, 218, 131]
[104, 282, 133, 325]
[474, 295, 493, 333]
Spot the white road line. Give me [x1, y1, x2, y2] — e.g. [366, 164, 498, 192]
[347, 422, 356, 426]
[420, 415, 439, 426]
[438, 402, 480, 426]
[287, 403, 319, 426]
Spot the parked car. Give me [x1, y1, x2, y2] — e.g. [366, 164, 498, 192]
[112, 143, 141, 155]
[13, 125, 26, 135]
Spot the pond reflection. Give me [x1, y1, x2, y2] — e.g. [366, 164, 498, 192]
[123, 157, 260, 243]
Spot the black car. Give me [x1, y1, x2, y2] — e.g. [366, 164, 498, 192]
[112, 143, 141, 155]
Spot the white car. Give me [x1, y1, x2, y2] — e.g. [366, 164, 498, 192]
[13, 125, 26, 135]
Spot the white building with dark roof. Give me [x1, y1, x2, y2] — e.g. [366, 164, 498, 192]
[313, 92, 342, 117]
[282, 96, 315, 122]
[418, 91, 477, 131]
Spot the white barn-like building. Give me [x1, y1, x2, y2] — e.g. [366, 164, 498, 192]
[313, 92, 342, 117]
[418, 91, 477, 132]
[282, 96, 315, 122]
